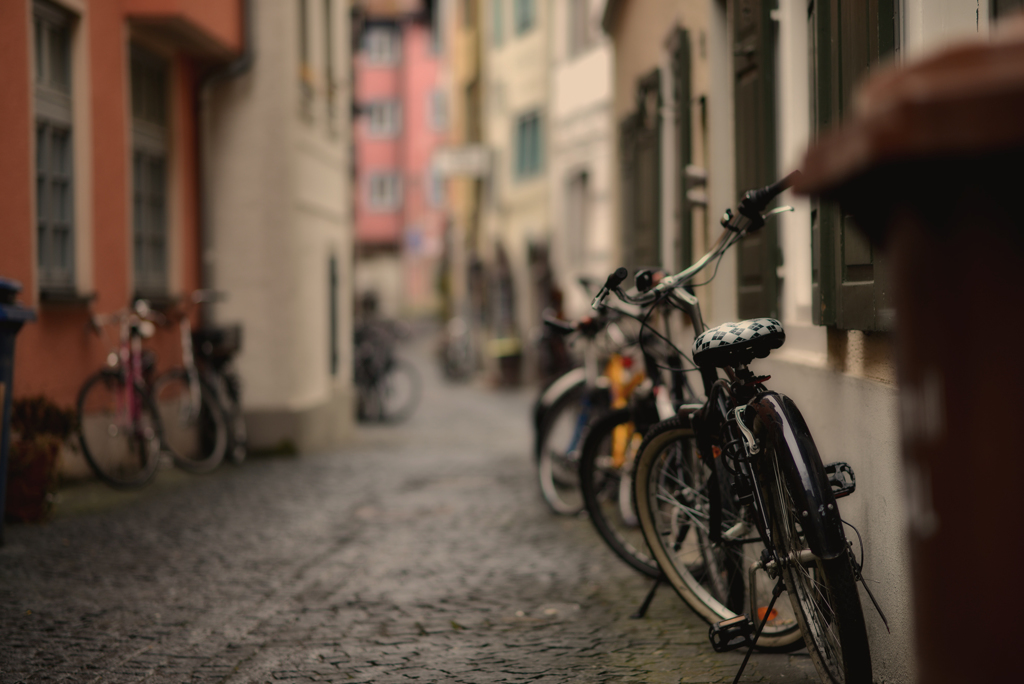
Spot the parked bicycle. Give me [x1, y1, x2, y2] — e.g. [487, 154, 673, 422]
[593, 171, 881, 683]
[77, 301, 164, 488]
[150, 291, 245, 474]
[532, 309, 637, 516]
[354, 320, 421, 423]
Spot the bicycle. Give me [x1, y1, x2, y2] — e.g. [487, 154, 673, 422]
[594, 172, 879, 683]
[576, 273, 694, 577]
[191, 322, 247, 464]
[149, 291, 230, 474]
[77, 301, 164, 488]
[532, 309, 641, 516]
[354, 320, 421, 423]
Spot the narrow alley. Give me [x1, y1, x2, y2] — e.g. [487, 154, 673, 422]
[1, 334, 818, 683]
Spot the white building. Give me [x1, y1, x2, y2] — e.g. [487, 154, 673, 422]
[205, 0, 355, 453]
[547, 0, 616, 318]
[479, 0, 551, 382]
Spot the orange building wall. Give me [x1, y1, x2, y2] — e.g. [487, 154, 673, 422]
[0, 0, 34, 293]
[0, 0, 240, 410]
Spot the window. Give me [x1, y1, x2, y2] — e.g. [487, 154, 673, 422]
[513, 0, 535, 35]
[426, 170, 445, 207]
[329, 255, 339, 375]
[492, 0, 503, 45]
[324, 0, 337, 124]
[430, 89, 447, 130]
[34, 0, 75, 292]
[366, 100, 401, 137]
[298, 0, 313, 107]
[363, 26, 401, 65]
[514, 111, 542, 178]
[568, 0, 592, 57]
[619, 71, 660, 272]
[808, 0, 897, 330]
[131, 45, 170, 297]
[368, 173, 402, 211]
[566, 171, 589, 265]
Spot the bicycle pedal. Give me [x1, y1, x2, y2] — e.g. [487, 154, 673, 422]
[824, 461, 856, 498]
[709, 615, 754, 653]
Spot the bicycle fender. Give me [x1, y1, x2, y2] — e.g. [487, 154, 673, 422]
[749, 392, 847, 560]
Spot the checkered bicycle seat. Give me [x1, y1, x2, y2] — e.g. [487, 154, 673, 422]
[692, 318, 786, 368]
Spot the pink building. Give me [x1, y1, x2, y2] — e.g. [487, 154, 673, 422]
[354, 1, 447, 317]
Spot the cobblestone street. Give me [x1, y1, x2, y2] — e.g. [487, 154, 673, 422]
[1, 337, 820, 683]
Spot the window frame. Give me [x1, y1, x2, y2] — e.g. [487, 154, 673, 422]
[367, 172, 403, 212]
[34, 0, 76, 294]
[130, 44, 171, 299]
[514, 110, 543, 179]
[363, 25, 401, 65]
[366, 100, 402, 138]
[513, 0, 535, 35]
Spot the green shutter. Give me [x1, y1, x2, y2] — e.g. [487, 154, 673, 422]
[734, 0, 778, 319]
[620, 70, 661, 274]
[671, 28, 693, 271]
[810, 0, 896, 330]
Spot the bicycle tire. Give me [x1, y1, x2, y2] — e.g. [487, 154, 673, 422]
[77, 371, 162, 488]
[151, 368, 228, 473]
[764, 442, 872, 683]
[579, 407, 660, 577]
[378, 358, 421, 423]
[633, 415, 804, 652]
[535, 383, 588, 516]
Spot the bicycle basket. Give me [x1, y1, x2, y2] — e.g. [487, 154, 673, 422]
[192, 325, 242, 362]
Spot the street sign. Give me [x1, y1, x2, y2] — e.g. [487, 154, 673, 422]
[432, 145, 492, 178]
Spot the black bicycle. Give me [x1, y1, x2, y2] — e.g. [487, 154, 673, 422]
[594, 172, 879, 683]
[354, 321, 421, 423]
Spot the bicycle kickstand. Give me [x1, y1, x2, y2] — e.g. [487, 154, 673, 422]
[631, 574, 663, 619]
[729, 577, 785, 684]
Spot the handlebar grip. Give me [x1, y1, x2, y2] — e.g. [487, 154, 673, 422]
[744, 170, 803, 213]
[542, 314, 576, 335]
[604, 267, 629, 292]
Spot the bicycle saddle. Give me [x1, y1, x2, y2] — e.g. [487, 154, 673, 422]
[692, 318, 786, 368]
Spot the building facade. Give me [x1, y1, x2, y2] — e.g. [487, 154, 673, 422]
[546, 0, 616, 319]
[602, 2, 1020, 682]
[353, 0, 448, 319]
[204, 0, 355, 453]
[0, 0, 245, 475]
[478, 0, 551, 383]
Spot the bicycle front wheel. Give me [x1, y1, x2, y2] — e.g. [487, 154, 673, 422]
[77, 371, 162, 488]
[633, 415, 804, 652]
[765, 446, 872, 682]
[378, 358, 421, 423]
[151, 369, 228, 473]
[535, 383, 588, 515]
[579, 407, 660, 577]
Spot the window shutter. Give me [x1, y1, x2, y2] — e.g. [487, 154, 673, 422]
[620, 70, 661, 274]
[671, 28, 693, 271]
[734, 0, 778, 319]
[810, 0, 896, 330]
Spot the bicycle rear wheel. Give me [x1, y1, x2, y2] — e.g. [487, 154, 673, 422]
[536, 383, 588, 515]
[633, 415, 804, 652]
[765, 446, 872, 682]
[77, 371, 162, 488]
[151, 369, 228, 473]
[579, 408, 660, 577]
[379, 358, 421, 423]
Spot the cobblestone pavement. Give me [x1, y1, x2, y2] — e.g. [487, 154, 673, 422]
[0, 336, 820, 683]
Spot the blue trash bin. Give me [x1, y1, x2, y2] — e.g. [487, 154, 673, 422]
[0, 278, 37, 545]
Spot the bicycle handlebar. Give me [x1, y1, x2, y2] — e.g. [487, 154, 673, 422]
[592, 171, 800, 309]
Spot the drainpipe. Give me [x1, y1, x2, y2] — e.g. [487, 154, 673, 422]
[195, 0, 255, 312]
